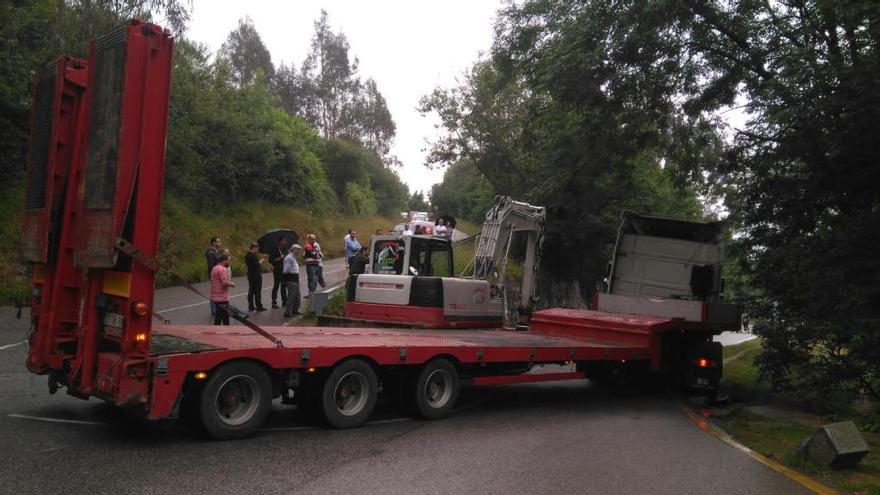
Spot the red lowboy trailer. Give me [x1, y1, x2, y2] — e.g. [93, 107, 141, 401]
[21, 21, 729, 440]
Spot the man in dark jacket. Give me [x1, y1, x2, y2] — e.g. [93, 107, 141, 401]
[345, 246, 370, 299]
[245, 242, 267, 311]
[270, 237, 289, 309]
[205, 236, 222, 316]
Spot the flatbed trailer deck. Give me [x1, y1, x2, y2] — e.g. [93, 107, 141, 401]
[126, 307, 722, 438]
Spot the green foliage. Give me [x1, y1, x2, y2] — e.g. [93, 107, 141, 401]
[425, 0, 880, 405]
[322, 290, 347, 317]
[322, 138, 406, 216]
[667, 0, 880, 404]
[342, 182, 377, 217]
[714, 409, 880, 495]
[219, 17, 275, 86]
[157, 193, 400, 288]
[165, 40, 337, 210]
[1, 5, 411, 304]
[421, 2, 708, 300]
[430, 160, 495, 223]
[407, 190, 429, 211]
[0, 185, 28, 305]
[294, 10, 397, 162]
[0, 1, 190, 181]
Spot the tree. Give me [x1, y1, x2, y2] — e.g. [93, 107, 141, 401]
[296, 10, 396, 161]
[424, 0, 880, 404]
[301, 10, 358, 138]
[219, 17, 274, 86]
[348, 78, 396, 157]
[430, 160, 494, 223]
[321, 137, 407, 216]
[677, 0, 880, 404]
[407, 191, 429, 212]
[420, 3, 706, 298]
[165, 39, 335, 210]
[0, 0, 190, 183]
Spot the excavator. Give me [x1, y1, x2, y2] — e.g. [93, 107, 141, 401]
[344, 196, 547, 328]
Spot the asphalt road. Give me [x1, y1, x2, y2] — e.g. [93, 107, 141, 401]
[151, 256, 350, 327]
[0, 245, 800, 494]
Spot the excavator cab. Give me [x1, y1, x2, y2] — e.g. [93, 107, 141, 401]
[370, 236, 452, 277]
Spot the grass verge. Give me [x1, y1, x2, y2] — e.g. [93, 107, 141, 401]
[710, 338, 880, 494]
[0, 189, 403, 305]
[0, 186, 28, 306]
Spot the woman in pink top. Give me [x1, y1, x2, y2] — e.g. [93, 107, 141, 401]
[211, 254, 235, 325]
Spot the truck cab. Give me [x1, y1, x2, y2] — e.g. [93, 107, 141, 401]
[596, 211, 741, 330]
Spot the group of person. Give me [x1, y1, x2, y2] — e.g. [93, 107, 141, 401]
[203, 221, 454, 325]
[400, 218, 454, 239]
[204, 232, 332, 325]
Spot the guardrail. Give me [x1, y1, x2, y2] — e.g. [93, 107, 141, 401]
[308, 282, 345, 315]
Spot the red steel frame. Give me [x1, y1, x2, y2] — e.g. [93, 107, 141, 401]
[73, 21, 174, 399]
[23, 21, 174, 405]
[22, 58, 89, 374]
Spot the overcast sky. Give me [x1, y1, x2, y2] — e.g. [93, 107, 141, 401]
[186, 0, 503, 196]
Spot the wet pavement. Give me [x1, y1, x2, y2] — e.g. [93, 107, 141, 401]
[0, 241, 810, 495]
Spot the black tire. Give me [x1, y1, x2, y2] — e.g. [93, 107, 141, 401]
[321, 359, 378, 429]
[412, 359, 459, 420]
[198, 361, 272, 440]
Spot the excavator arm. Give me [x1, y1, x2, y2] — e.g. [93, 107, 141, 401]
[472, 196, 546, 314]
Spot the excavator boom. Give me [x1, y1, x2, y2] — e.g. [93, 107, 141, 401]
[472, 196, 546, 313]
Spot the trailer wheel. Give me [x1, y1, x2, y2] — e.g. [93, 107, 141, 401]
[321, 359, 378, 429]
[413, 359, 459, 419]
[198, 361, 272, 440]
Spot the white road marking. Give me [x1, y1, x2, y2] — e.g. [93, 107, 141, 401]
[156, 262, 348, 314]
[8, 413, 110, 426]
[0, 340, 26, 351]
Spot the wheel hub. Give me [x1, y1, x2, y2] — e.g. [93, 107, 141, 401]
[214, 375, 259, 426]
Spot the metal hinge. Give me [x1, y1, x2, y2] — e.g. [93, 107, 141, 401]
[115, 238, 158, 272]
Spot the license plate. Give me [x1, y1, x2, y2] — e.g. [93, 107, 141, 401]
[696, 377, 709, 386]
[103, 312, 124, 337]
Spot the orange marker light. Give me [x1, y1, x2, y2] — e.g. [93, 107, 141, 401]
[133, 302, 150, 316]
[195, 372, 208, 380]
[135, 332, 148, 343]
[698, 358, 709, 368]
[307, 367, 317, 373]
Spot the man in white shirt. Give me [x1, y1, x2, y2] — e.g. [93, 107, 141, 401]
[283, 244, 303, 317]
[403, 223, 414, 236]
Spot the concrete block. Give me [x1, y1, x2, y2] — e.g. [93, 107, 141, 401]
[798, 421, 870, 469]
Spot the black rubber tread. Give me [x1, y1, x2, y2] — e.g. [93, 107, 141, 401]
[320, 359, 378, 429]
[197, 361, 272, 440]
[412, 358, 460, 420]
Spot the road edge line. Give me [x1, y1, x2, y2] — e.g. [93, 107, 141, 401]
[0, 340, 26, 351]
[9, 413, 110, 426]
[680, 405, 839, 495]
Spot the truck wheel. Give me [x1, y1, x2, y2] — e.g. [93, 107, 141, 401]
[321, 359, 378, 429]
[198, 361, 272, 440]
[413, 359, 459, 419]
